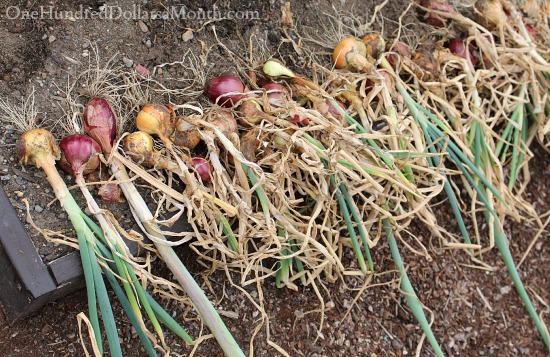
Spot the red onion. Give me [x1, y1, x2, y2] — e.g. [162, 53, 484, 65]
[99, 183, 121, 202]
[59, 134, 101, 177]
[262, 82, 290, 107]
[419, 0, 456, 27]
[289, 113, 309, 125]
[412, 49, 440, 80]
[191, 156, 213, 182]
[448, 39, 476, 65]
[84, 97, 117, 154]
[386, 42, 412, 67]
[205, 74, 246, 107]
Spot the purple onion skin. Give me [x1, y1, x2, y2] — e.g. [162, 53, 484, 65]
[262, 82, 289, 107]
[449, 39, 476, 65]
[205, 74, 245, 108]
[59, 134, 101, 177]
[419, 0, 456, 27]
[84, 97, 118, 154]
[191, 156, 213, 182]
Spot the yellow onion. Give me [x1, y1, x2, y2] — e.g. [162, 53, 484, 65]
[172, 118, 201, 149]
[362, 33, 386, 59]
[17, 128, 61, 167]
[59, 134, 101, 177]
[136, 103, 175, 140]
[237, 100, 271, 125]
[123, 131, 156, 165]
[205, 74, 246, 107]
[474, 0, 508, 29]
[207, 109, 239, 136]
[332, 37, 369, 70]
[83, 97, 117, 154]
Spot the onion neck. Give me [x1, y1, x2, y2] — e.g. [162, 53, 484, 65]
[35, 154, 70, 207]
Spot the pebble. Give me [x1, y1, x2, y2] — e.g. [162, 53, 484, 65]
[15, 191, 23, 198]
[84, 207, 92, 216]
[35, 205, 44, 213]
[392, 338, 404, 350]
[1, 175, 10, 181]
[145, 39, 152, 48]
[137, 20, 149, 33]
[122, 57, 134, 68]
[41, 34, 48, 40]
[57, 213, 66, 219]
[15, 176, 24, 185]
[48, 35, 56, 43]
[181, 29, 193, 42]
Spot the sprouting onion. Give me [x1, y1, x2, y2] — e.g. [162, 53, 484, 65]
[59, 133, 193, 351]
[16, 128, 122, 356]
[83, 97, 245, 357]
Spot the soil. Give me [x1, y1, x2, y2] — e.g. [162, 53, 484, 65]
[0, 0, 549, 356]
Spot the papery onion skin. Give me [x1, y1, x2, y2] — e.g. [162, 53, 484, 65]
[412, 49, 440, 80]
[206, 109, 239, 136]
[386, 42, 412, 67]
[362, 33, 386, 59]
[124, 131, 156, 165]
[449, 39, 477, 65]
[262, 82, 290, 107]
[136, 103, 175, 139]
[474, 0, 508, 29]
[205, 74, 245, 108]
[99, 183, 121, 203]
[418, 0, 457, 27]
[333, 37, 368, 69]
[172, 118, 201, 149]
[84, 97, 118, 154]
[191, 156, 213, 182]
[59, 134, 101, 177]
[17, 128, 61, 167]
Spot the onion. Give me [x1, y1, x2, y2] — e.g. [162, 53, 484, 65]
[386, 42, 412, 67]
[207, 109, 239, 136]
[412, 49, 440, 80]
[474, 0, 508, 29]
[289, 111, 309, 125]
[448, 38, 476, 65]
[136, 103, 175, 140]
[240, 129, 260, 162]
[263, 60, 296, 78]
[205, 74, 246, 107]
[123, 131, 156, 165]
[262, 82, 290, 107]
[17, 128, 60, 167]
[362, 33, 386, 59]
[58, 134, 101, 177]
[83, 97, 117, 154]
[327, 100, 347, 118]
[418, 0, 456, 27]
[333, 37, 369, 70]
[238, 100, 271, 125]
[191, 156, 213, 182]
[98, 183, 121, 203]
[172, 118, 201, 149]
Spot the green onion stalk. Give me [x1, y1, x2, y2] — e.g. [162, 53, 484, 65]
[16, 128, 122, 356]
[58, 133, 194, 353]
[391, 75, 550, 352]
[83, 97, 245, 357]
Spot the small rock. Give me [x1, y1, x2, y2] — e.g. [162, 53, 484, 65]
[181, 29, 193, 42]
[0, 175, 10, 181]
[392, 338, 404, 350]
[15, 191, 23, 198]
[15, 177, 24, 185]
[122, 57, 134, 68]
[41, 34, 48, 40]
[57, 213, 66, 219]
[500, 286, 512, 294]
[48, 35, 56, 43]
[145, 39, 152, 48]
[82, 42, 89, 49]
[137, 20, 149, 33]
[34, 205, 44, 213]
[84, 207, 92, 216]
[68, 16, 76, 22]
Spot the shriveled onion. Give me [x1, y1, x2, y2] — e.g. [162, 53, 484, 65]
[172, 118, 201, 149]
[418, 0, 456, 27]
[362, 33, 386, 59]
[333, 37, 369, 70]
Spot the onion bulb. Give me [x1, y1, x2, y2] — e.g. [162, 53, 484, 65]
[123, 131, 156, 165]
[98, 183, 121, 203]
[448, 38, 476, 65]
[206, 109, 239, 136]
[262, 82, 290, 107]
[412, 49, 440, 80]
[474, 0, 508, 29]
[172, 118, 201, 149]
[58, 134, 101, 177]
[386, 42, 412, 67]
[333, 37, 369, 70]
[418, 0, 456, 27]
[205, 74, 246, 107]
[136, 103, 175, 140]
[17, 128, 60, 167]
[84, 97, 117, 154]
[362, 33, 386, 59]
[191, 156, 213, 182]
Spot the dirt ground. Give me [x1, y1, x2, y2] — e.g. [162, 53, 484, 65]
[0, 0, 549, 356]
